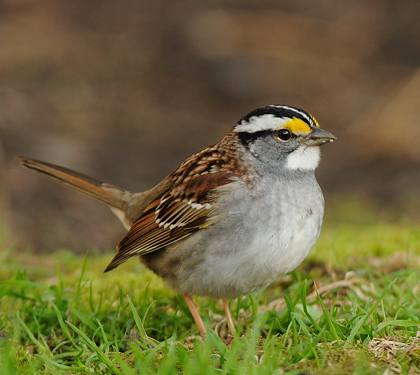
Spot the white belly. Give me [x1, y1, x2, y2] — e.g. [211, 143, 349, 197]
[172, 177, 324, 298]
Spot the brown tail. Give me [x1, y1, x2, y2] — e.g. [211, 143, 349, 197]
[18, 156, 131, 211]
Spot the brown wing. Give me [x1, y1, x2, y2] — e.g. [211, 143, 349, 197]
[103, 202, 198, 272]
[104, 134, 247, 272]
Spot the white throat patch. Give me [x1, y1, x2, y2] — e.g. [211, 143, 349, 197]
[286, 146, 320, 170]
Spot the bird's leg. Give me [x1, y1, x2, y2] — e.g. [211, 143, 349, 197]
[222, 299, 236, 337]
[183, 293, 206, 338]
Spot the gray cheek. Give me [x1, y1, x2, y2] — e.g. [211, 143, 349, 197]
[248, 143, 260, 159]
[249, 137, 300, 171]
[264, 136, 299, 155]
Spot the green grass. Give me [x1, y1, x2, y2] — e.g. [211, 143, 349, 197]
[0, 209, 419, 374]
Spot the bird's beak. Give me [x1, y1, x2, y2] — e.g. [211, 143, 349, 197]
[303, 128, 337, 146]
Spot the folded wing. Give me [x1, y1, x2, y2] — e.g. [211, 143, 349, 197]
[104, 140, 245, 272]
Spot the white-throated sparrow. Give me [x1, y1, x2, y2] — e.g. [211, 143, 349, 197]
[20, 104, 336, 337]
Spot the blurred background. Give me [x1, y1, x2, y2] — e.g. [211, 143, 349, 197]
[0, 0, 419, 252]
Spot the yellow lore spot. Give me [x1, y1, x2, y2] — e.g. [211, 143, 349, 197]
[310, 114, 320, 128]
[282, 118, 312, 135]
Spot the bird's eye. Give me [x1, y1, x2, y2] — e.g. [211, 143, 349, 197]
[275, 129, 292, 142]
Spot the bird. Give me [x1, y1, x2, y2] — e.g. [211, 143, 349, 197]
[19, 104, 336, 338]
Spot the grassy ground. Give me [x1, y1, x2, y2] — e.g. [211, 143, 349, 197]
[0, 206, 419, 374]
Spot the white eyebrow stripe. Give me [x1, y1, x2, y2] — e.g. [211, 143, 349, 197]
[270, 105, 313, 126]
[234, 114, 291, 133]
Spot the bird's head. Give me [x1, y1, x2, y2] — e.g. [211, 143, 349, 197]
[234, 105, 336, 171]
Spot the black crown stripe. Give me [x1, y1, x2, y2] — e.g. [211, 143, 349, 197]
[239, 105, 314, 127]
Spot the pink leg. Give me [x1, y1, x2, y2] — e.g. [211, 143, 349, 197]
[183, 293, 206, 337]
[222, 299, 236, 337]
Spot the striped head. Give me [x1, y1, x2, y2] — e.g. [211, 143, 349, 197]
[234, 105, 336, 171]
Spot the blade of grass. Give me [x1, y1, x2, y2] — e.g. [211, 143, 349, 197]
[347, 278, 398, 342]
[52, 304, 78, 348]
[292, 312, 312, 338]
[16, 313, 72, 371]
[315, 291, 340, 341]
[127, 295, 159, 347]
[75, 256, 88, 302]
[16, 313, 51, 356]
[66, 320, 122, 375]
[113, 352, 137, 375]
[376, 319, 419, 332]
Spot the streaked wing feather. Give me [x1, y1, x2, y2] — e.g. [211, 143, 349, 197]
[104, 172, 233, 272]
[104, 134, 247, 272]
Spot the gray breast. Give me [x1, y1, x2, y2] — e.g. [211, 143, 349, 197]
[146, 172, 324, 298]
